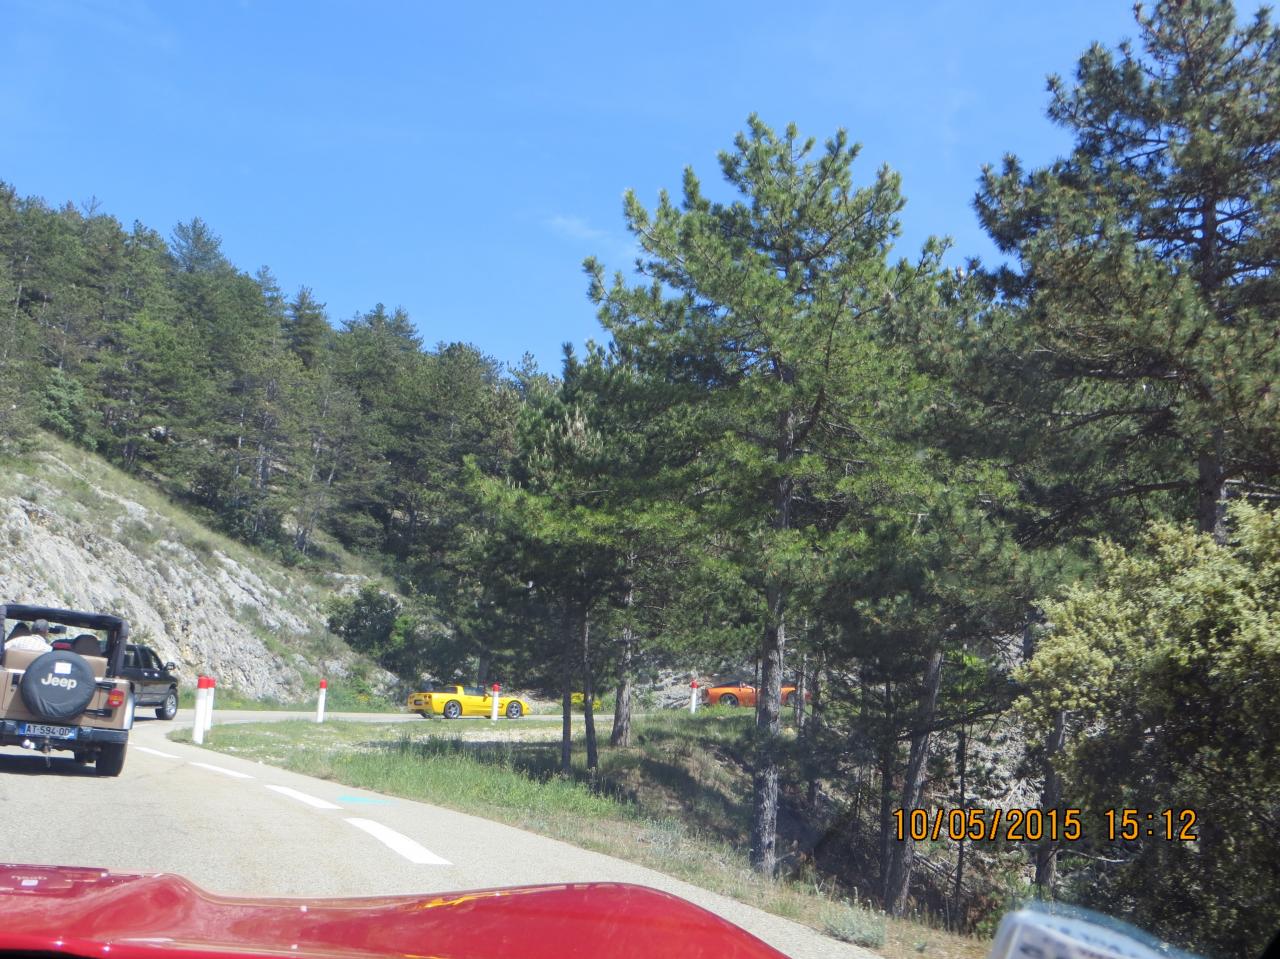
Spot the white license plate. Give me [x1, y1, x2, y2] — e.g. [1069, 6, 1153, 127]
[20, 723, 75, 739]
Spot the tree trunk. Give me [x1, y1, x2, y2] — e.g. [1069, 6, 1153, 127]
[582, 604, 598, 772]
[611, 586, 634, 748]
[232, 408, 246, 482]
[1034, 709, 1066, 891]
[884, 645, 944, 916]
[750, 416, 794, 877]
[878, 698, 895, 892]
[750, 584, 785, 876]
[296, 461, 339, 554]
[560, 611, 573, 775]
[254, 440, 268, 491]
[806, 658, 823, 809]
[795, 650, 807, 730]
[1192, 188, 1229, 543]
[1197, 429, 1228, 544]
[954, 725, 967, 926]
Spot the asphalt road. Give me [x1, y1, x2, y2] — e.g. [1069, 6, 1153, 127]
[0, 709, 874, 959]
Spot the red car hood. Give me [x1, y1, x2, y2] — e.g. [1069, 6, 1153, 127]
[0, 864, 787, 959]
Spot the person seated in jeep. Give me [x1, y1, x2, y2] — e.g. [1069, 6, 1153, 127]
[5, 620, 52, 653]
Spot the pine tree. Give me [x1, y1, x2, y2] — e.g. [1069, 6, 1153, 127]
[169, 217, 228, 275]
[285, 287, 331, 369]
[589, 116, 935, 875]
[471, 372, 622, 773]
[974, 0, 1280, 544]
[90, 222, 201, 467]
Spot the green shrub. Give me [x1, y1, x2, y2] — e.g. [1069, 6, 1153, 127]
[1019, 503, 1280, 959]
[821, 901, 887, 948]
[121, 518, 161, 549]
[37, 369, 98, 448]
[187, 536, 216, 558]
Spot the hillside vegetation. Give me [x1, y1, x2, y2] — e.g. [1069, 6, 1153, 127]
[0, 432, 393, 702]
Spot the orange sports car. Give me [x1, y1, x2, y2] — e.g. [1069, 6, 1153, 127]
[700, 679, 809, 708]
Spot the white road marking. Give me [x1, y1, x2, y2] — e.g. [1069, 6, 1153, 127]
[344, 818, 451, 865]
[266, 784, 341, 809]
[190, 761, 254, 780]
[135, 746, 180, 759]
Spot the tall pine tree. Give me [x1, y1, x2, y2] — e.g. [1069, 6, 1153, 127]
[590, 117, 937, 875]
[974, 0, 1280, 544]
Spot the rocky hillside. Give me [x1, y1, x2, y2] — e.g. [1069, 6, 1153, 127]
[0, 434, 392, 701]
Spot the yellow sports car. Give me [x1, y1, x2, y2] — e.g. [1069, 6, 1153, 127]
[570, 692, 602, 711]
[407, 684, 530, 719]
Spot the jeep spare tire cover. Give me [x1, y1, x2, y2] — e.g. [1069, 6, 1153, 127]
[19, 651, 96, 721]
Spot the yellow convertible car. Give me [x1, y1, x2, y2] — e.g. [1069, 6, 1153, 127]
[407, 684, 530, 719]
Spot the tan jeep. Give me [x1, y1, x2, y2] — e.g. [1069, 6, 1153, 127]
[0, 603, 135, 776]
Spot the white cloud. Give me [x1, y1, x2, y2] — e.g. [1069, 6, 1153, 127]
[546, 214, 608, 242]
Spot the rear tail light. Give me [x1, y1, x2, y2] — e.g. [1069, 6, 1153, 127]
[107, 690, 125, 708]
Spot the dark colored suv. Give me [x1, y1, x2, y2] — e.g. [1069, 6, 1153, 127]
[121, 645, 179, 720]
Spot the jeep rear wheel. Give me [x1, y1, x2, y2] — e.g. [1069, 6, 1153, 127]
[95, 742, 127, 777]
[156, 689, 178, 720]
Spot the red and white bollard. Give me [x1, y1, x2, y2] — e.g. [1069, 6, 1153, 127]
[315, 678, 327, 723]
[490, 682, 501, 721]
[193, 675, 210, 744]
[690, 680, 699, 714]
[204, 676, 216, 732]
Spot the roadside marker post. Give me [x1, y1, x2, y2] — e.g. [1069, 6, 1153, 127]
[490, 683, 500, 722]
[315, 678, 327, 723]
[690, 680, 699, 714]
[193, 676, 209, 744]
[204, 677, 216, 732]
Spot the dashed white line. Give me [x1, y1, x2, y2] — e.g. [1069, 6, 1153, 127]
[135, 746, 180, 759]
[266, 784, 341, 809]
[344, 818, 451, 865]
[190, 761, 254, 780]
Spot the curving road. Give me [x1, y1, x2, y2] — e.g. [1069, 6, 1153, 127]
[0, 710, 874, 959]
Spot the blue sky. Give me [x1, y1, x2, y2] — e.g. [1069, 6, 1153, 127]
[2, 0, 1139, 373]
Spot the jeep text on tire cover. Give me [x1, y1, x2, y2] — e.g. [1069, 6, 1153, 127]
[19, 651, 97, 721]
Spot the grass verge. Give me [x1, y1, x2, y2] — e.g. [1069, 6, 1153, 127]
[170, 714, 986, 959]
